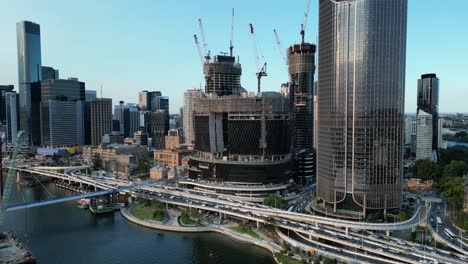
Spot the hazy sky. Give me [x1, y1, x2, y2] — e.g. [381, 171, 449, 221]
[0, 0, 467, 113]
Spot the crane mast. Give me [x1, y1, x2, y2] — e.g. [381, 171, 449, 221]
[198, 18, 210, 61]
[193, 34, 204, 65]
[230, 8, 234, 57]
[300, 0, 311, 43]
[273, 29, 287, 66]
[249, 23, 267, 94]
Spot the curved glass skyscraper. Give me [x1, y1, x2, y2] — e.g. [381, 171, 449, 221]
[17, 21, 42, 142]
[317, 0, 407, 216]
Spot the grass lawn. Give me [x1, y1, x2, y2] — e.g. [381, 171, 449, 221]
[275, 253, 303, 264]
[130, 206, 166, 222]
[228, 225, 262, 240]
[178, 216, 204, 227]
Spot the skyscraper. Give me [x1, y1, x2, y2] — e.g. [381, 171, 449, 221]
[5, 92, 19, 143]
[17, 21, 42, 140]
[317, 0, 408, 216]
[417, 73, 439, 157]
[145, 110, 169, 149]
[84, 90, 97, 145]
[183, 89, 202, 144]
[288, 43, 316, 184]
[90, 98, 112, 145]
[416, 110, 433, 160]
[138, 90, 149, 110]
[0, 85, 14, 124]
[41, 66, 59, 80]
[39, 79, 84, 146]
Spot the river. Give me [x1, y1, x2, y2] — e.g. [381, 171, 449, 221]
[2, 181, 275, 264]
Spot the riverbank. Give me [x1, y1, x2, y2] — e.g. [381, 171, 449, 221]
[121, 207, 283, 263]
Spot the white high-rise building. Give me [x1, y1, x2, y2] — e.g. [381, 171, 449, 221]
[416, 110, 433, 160]
[183, 89, 202, 144]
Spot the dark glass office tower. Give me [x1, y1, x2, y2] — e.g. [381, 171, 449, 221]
[17, 21, 42, 141]
[144, 110, 169, 149]
[317, 0, 408, 216]
[417, 73, 439, 153]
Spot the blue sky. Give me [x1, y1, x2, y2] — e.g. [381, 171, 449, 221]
[0, 0, 467, 114]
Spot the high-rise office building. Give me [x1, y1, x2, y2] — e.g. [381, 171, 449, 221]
[150, 96, 169, 113]
[203, 55, 242, 96]
[313, 95, 318, 150]
[114, 102, 140, 138]
[0, 85, 14, 124]
[417, 73, 439, 157]
[124, 106, 141, 138]
[90, 98, 112, 145]
[317, 0, 408, 215]
[83, 90, 97, 145]
[144, 110, 169, 149]
[416, 110, 433, 160]
[39, 78, 84, 146]
[183, 89, 203, 144]
[288, 43, 316, 184]
[138, 90, 149, 110]
[114, 101, 126, 134]
[5, 92, 19, 143]
[17, 21, 42, 140]
[438, 118, 444, 149]
[85, 90, 97, 101]
[41, 66, 59, 80]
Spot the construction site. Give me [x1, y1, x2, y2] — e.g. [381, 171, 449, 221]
[188, 3, 316, 187]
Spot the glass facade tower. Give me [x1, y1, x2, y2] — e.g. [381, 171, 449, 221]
[17, 21, 42, 141]
[417, 73, 439, 155]
[317, 0, 408, 215]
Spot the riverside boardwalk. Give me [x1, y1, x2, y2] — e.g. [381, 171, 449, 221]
[121, 207, 282, 260]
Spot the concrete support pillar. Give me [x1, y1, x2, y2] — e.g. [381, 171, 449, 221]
[94, 185, 97, 191]
[333, 202, 337, 213]
[80, 182, 83, 188]
[128, 196, 133, 204]
[363, 194, 367, 218]
[315, 222, 319, 228]
[16, 171, 21, 183]
[219, 212, 222, 223]
[309, 234, 312, 240]
[386, 230, 390, 237]
[166, 203, 168, 210]
[345, 227, 349, 235]
[256, 221, 260, 230]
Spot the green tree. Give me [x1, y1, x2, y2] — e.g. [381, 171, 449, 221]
[413, 159, 436, 180]
[92, 153, 103, 170]
[437, 177, 464, 210]
[442, 160, 468, 178]
[439, 146, 468, 164]
[263, 195, 288, 208]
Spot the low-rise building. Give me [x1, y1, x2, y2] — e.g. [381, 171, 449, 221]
[165, 135, 182, 150]
[83, 144, 148, 163]
[154, 149, 180, 167]
[150, 166, 168, 180]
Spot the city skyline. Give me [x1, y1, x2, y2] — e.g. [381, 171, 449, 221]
[0, 0, 467, 113]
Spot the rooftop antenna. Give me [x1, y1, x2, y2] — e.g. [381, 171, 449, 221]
[100, 84, 103, 98]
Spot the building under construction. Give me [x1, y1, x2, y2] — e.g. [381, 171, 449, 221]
[203, 55, 242, 96]
[189, 93, 291, 183]
[288, 43, 316, 185]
